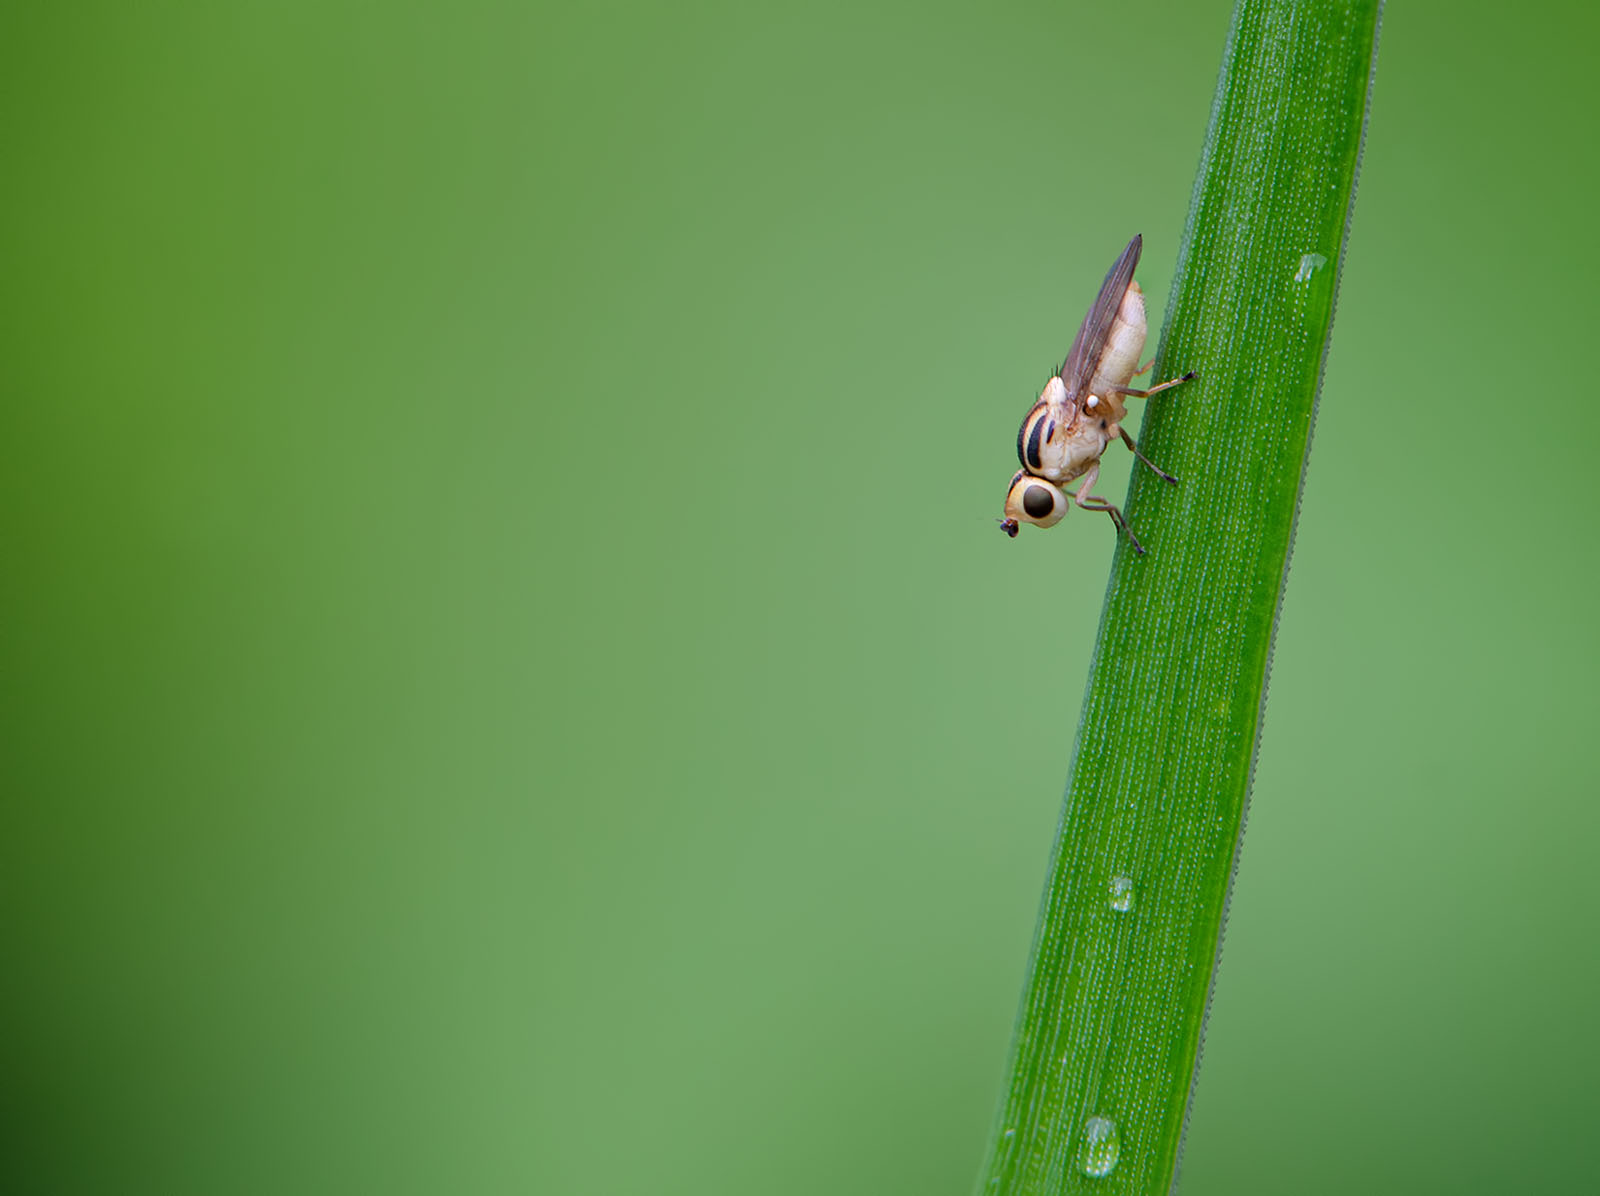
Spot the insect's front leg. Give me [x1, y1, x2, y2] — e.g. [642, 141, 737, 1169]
[1072, 462, 1146, 555]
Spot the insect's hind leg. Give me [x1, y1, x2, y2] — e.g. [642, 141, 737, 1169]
[1111, 370, 1199, 400]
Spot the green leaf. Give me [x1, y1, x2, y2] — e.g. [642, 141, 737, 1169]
[976, 2, 1382, 1193]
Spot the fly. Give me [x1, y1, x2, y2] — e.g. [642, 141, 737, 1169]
[998, 234, 1196, 555]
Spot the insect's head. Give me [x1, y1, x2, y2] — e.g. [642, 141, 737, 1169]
[1001, 469, 1068, 536]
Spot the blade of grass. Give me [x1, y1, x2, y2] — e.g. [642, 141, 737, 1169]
[976, 2, 1382, 1193]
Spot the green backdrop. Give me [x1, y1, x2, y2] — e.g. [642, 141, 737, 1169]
[5, 2, 1596, 1192]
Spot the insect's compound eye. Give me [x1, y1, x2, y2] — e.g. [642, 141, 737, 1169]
[1003, 472, 1067, 530]
[1022, 485, 1056, 519]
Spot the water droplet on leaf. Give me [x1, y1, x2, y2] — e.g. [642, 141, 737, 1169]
[1079, 1115, 1120, 1178]
[1294, 252, 1328, 282]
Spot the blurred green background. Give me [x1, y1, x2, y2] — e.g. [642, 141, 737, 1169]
[4, 1, 1596, 1192]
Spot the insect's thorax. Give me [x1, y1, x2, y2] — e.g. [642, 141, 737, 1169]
[1017, 402, 1116, 484]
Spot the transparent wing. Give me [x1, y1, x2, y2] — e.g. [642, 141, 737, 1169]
[1058, 235, 1142, 403]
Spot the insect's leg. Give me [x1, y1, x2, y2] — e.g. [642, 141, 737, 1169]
[1133, 358, 1154, 377]
[1072, 464, 1146, 556]
[1111, 370, 1199, 400]
[1119, 427, 1179, 485]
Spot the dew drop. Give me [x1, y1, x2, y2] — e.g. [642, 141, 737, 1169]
[1078, 1115, 1120, 1178]
[1108, 875, 1135, 912]
[1294, 252, 1328, 282]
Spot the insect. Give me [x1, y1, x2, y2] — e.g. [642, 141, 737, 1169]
[999, 234, 1196, 554]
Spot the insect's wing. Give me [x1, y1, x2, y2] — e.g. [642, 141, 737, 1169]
[1058, 235, 1142, 403]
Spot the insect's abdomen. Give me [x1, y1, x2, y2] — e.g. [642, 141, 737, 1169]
[1090, 281, 1148, 399]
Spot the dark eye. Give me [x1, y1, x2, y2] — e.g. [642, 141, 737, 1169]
[1023, 485, 1055, 519]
